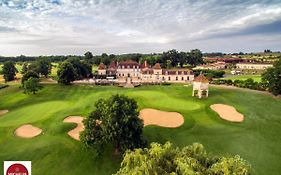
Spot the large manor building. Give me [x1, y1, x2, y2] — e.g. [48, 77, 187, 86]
[98, 60, 194, 83]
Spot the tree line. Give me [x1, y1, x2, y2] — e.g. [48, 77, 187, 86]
[1, 49, 204, 68]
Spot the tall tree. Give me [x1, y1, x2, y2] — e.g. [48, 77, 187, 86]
[57, 61, 77, 85]
[161, 49, 180, 67]
[179, 51, 188, 67]
[262, 59, 281, 95]
[67, 58, 92, 79]
[101, 53, 110, 65]
[84, 51, 94, 61]
[115, 142, 251, 175]
[81, 95, 146, 156]
[37, 58, 52, 77]
[189, 49, 203, 66]
[2, 61, 17, 82]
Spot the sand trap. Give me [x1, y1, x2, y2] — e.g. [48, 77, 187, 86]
[139, 108, 184, 128]
[63, 116, 85, 141]
[0, 110, 9, 116]
[210, 104, 244, 122]
[15, 124, 42, 138]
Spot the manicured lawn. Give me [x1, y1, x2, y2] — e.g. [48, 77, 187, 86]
[0, 84, 281, 174]
[220, 74, 262, 82]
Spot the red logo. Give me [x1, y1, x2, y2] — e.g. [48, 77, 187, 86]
[6, 163, 29, 175]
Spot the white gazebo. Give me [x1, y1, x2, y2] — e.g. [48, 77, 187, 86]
[192, 74, 209, 98]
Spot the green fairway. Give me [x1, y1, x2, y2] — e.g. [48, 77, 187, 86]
[220, 74, 262, 82]
[0, 84, 281, 174]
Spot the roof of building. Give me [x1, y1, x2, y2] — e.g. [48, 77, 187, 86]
[118, 60, 139, 68]
[108, 61, 117, 69]
[153, 63, 161, 69]
[98, 63, 106, 70]
[194, 74, 209, 83]
[204, 57, 243, 62]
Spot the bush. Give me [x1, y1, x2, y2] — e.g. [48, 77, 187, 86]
[194, 69, 225, 78]
[115, 142, 251, 175]
[211, 78, 268, 91]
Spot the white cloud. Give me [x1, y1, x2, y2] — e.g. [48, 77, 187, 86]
[0, 0, 281, 56]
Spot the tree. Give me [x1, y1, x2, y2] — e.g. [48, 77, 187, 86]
[81, 94, 146, 156]
[161, 49, 180, 67]
[21, 62, 28, 74]
[57, 61, 77, 85]
[262, 59, 281, 95]
[84, 51, 94, 61]
[179, 52, 188, 67]
[37, 58, 52, 77]
[21, 71, 39, 84]
[2, 61, 17, 82]
[67, 58, 92, 80]
[27, 62, 39, 73]
[101, 53, 111, 65]
[23, 77, 42, 94]
[115, 142, 251, 175]
[188, 49, 203, 66]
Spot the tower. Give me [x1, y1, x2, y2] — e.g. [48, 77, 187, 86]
[192, 74, 209, 98]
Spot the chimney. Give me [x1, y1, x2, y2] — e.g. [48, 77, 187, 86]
[144, 60, 147, 68]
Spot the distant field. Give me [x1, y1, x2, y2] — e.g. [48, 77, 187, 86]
[220, 74, 262, 82]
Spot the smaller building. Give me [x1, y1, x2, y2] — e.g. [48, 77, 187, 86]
[236, 63, 273, 70]
[194, 62, 227, 70]
[192, 74, 209, 99]
[98, 63, 106, 75]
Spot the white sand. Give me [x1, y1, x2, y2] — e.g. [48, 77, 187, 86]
[0, 110, 8, 116]
[63, 116, 85, 141]
[15, 124, 42, 138]
[139, 108, 184, 128]
[210, 104, 244, 122]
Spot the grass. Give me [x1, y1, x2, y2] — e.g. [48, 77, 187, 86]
[220, 74, 262, 82]
[0, 84, 281, 174]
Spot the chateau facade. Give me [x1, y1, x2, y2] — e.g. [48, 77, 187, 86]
[98, 60, 194, 83]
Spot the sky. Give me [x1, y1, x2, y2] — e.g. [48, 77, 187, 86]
[0, 0, 281, 56]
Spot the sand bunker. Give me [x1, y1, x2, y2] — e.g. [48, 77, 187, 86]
[0, 110, 8, 116]
[15, 124, 42, 138]
[63, 116, 85, 141]
[139, 108, 184, 128]
[210, 104, 244, 122]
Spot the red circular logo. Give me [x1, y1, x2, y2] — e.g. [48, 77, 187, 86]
[6, 163, 29, 175]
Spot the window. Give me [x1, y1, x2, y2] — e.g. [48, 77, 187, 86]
[168, 77, 170, 81]
[187, 76, 189, 80]
[176, 77, 178, 81]
[182, 77, 184, 81]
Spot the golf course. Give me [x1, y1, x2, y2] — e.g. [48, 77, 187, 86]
[0, 84, 281, 174]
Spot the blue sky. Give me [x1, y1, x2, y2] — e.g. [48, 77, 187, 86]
[0, 0, 281, 56]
